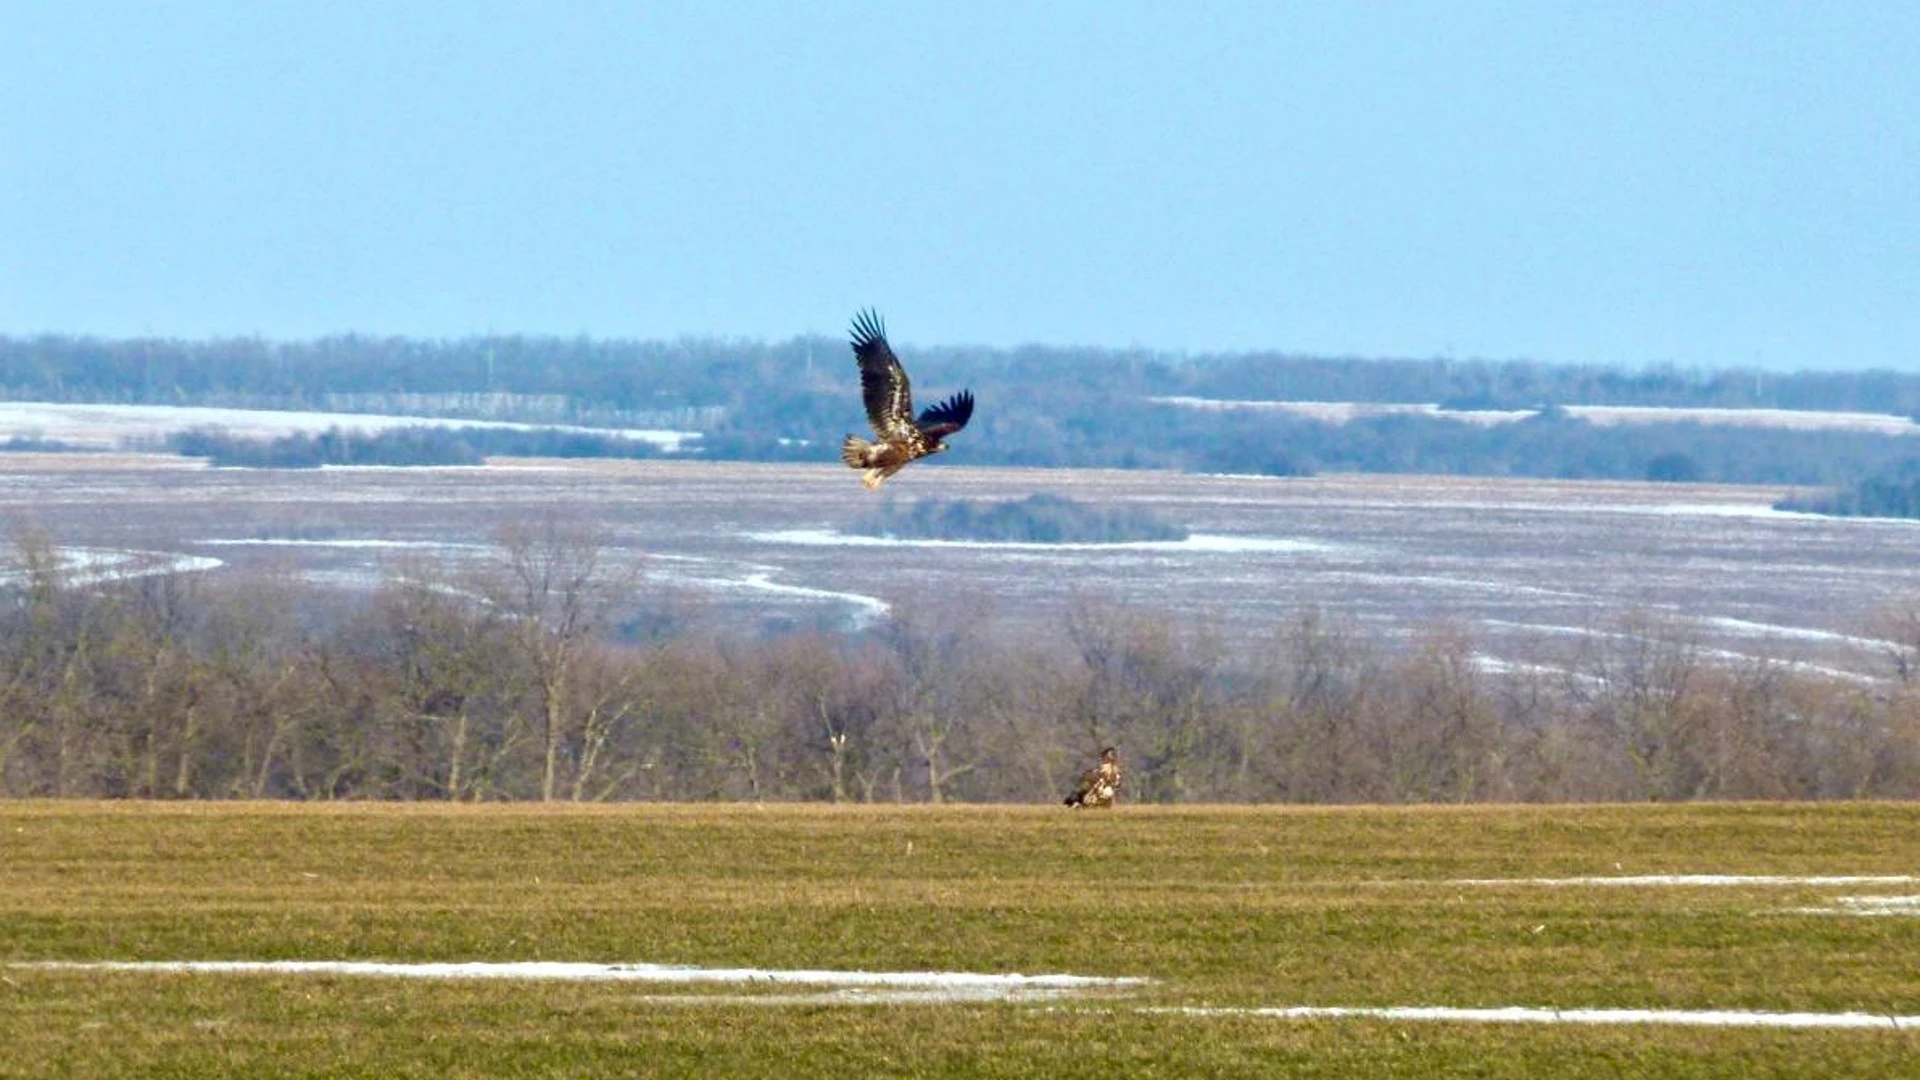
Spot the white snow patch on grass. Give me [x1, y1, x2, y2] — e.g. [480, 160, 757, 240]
[23, 960, 1917, 1024]
[1785, 895, 1920, 917]
[16, 961, 1145, 1003]
[1447, 874, 1918, 888]
[1150, 1005, 1920, 1030]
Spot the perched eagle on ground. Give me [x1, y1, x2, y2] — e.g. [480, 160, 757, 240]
[840, 309, 974, 490]
[1064, 747, 1121, 809]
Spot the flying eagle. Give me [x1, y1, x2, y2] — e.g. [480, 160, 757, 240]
[839, 309, 974, 490]
[1064, 747, 1121, 809]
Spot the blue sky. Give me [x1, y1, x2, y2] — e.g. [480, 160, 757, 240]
[3, 2, 1915, 370]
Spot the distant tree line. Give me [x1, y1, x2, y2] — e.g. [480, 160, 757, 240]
[4, 333, 1920, 486]
[6, 333, 1915, 415]
[1775, 460, 1920, 519]
[847, 494, 1188, 544]
[0, 436, 81, 453]
[3, 524, 1916, 803]
[168, 427, 482, 467]
[165, 425, 665, 468]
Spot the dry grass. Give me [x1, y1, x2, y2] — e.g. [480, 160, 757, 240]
[4, 802, 1919, 1077]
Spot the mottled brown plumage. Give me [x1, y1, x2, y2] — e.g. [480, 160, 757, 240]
[1064, 746, 1121, 809]
[839, 309, 974, 490]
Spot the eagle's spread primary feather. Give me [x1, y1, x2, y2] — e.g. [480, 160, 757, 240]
[841, 309, 973, 490]
[1064, 747, 1121, 809]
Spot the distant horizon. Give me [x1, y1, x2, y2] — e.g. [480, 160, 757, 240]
[1, 324, 1913, 379]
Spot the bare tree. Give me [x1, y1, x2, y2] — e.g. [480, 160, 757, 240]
[1259, 608, 1381, 802]
[1868, 600, 1920, 684]
[873, 598, 995, 803]
[1387, 625, 1502, 803]
[1561, 610, 1707, 800]
[473, 518, 637, 801]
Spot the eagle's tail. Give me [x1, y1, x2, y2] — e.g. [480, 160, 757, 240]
[841, 435, 890, 490]
[840, 434, 871, 469]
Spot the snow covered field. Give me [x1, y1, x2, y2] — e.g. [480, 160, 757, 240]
[1151, 396, 1920, 435]
[0, 401, 699, 451]
[2, 454, 1917, 681]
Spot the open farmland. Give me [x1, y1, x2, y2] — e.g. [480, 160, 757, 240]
[3, 802, 1918, 1077]
[1, 453, 1917, 682]
[1151, 396, 1920, 436]
[0, 400, 699, 451]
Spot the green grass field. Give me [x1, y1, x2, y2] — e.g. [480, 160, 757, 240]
[4, 801, 1918, 1077]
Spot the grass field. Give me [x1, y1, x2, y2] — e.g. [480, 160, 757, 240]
[4, 801, 1918, 1077]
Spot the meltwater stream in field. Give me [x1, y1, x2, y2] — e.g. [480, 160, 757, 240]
[3, 457, 1918, 681]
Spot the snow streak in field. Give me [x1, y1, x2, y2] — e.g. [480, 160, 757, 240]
[1699, 616, 1911, 655]
[1786, 896, 1920, 917]
[198, 538, 495, 551]
[1150, 1005, 1920, 1030]
[0, 549, 222, 587]
[18, 961, 1144, 1003]
[1477, 619, 1891, 686]
[746, 529, 1338, 554]
[729, 572, 891, 622]
[650, 554, 892, 624]
[24, 961, 1917, 1027]
[1447, 874, 1918, 888]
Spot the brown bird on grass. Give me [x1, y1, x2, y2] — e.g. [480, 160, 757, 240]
[839, 309, 974, 490]
[1064, 747, 1121, 809]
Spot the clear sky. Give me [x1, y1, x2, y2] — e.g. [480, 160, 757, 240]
[3, 2, 1915, 371]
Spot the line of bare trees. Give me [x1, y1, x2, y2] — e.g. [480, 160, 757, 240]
[3, 524, 1918, 803]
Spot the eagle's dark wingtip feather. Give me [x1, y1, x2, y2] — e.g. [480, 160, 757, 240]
[915, 388, 974, 435]
[849, 307, 887, 350]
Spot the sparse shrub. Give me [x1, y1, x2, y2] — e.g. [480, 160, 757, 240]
[1646, 451, 1702, 483]
[1775, 459, 1920, 518]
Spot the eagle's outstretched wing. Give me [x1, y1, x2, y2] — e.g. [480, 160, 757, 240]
[916, 389, 974, 441]
[850, 308, 916, 441]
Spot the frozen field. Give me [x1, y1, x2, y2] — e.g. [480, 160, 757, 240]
[0, 401, 699, 450]
[1151, 396, 1920, 435]
[1, 453, 1917, 679]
